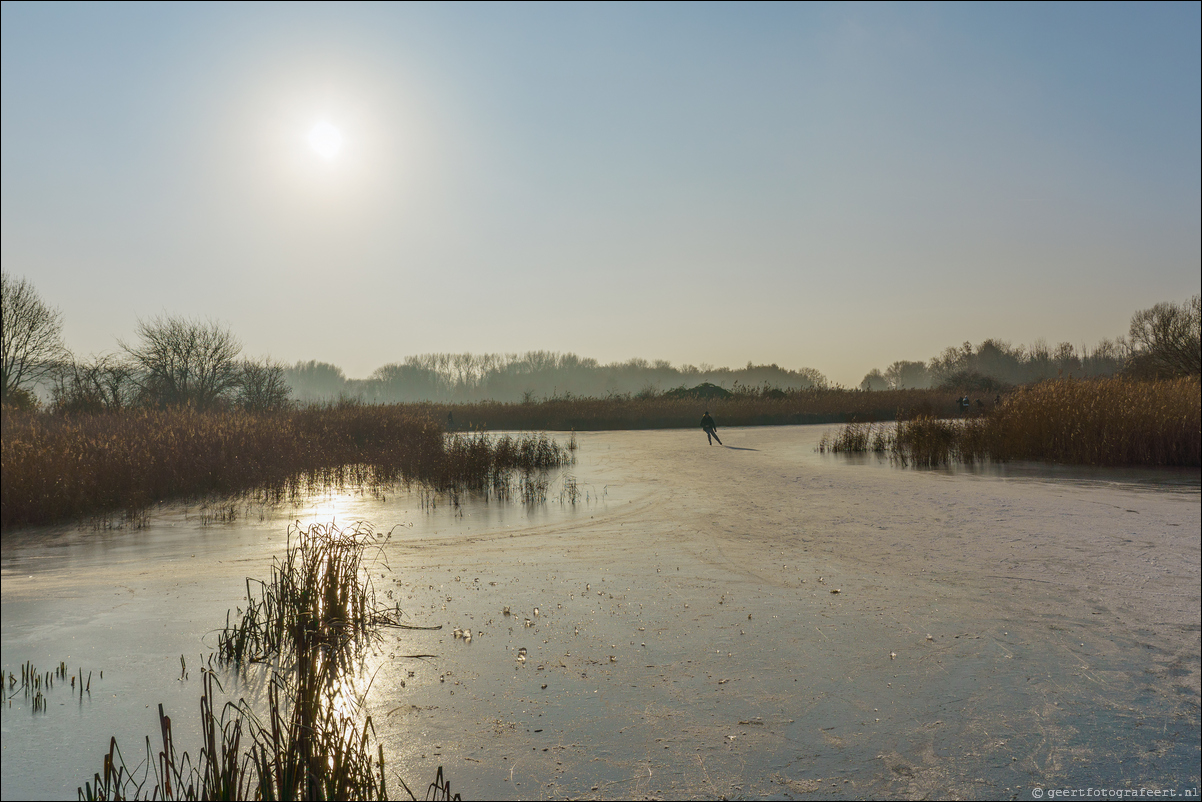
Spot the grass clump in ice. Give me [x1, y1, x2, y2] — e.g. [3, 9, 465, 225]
[79, 521, 458, 802]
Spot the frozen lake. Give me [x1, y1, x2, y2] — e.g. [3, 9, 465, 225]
[3, 425, 1199, 799]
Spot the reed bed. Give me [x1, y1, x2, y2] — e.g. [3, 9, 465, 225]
[975, 376, 1200, 466]
[436, 431, 571, 504]
[421, 387, 966, 432]
[816, 422, 891, 454]
[1, 405, 571, 528]
[819, 378, 1200, 468]
[892, 416, 989, 468]
[80, 522, 457, 801]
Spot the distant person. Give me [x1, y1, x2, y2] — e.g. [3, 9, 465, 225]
[958, 396, 971, 415]
[447, 411, 454, 430]
[700, 410, 722, 446]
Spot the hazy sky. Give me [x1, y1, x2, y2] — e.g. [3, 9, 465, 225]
[3, 2, 1199, 386]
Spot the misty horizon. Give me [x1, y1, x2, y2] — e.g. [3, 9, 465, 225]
[12, 284, 1171, 405]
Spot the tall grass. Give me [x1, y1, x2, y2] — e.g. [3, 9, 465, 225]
[80, 522, 458, 801]
[217, 522, 396, 671]
[1, 405, 571, 528]
[816, 422, 891, 454]
[975, 376, 1199, 466]
[892, 416, 989, 468]
[819, 378, 1200, 468]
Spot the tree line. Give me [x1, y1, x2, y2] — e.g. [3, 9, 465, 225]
[285, 353, 830, 405]
[3, 270, 1198, 411]
[857, 296, 1200, 392]
[2, 273, 289, 412]
[1, 272, 829, 411]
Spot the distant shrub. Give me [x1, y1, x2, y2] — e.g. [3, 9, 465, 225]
[860, 369, 888, 391]
[937, 370, 1009, 393]
[0, 387, 39, 411]
[662, 383, 733, 400]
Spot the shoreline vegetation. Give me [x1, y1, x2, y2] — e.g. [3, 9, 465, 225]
[425, 385, 968, 431]
[4, 278, 1197, 527]
[4, 377, 1198, 530]
[0, 405, 571, 530]
[819, 377, 1200, 468]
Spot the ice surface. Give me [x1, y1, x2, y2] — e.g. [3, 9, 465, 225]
[3, 425, 1198, 799]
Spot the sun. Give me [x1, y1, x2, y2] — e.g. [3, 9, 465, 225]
[307, 121, 343, 160]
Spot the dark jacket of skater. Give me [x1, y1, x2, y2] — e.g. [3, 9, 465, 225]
[700, 411, 722, 446]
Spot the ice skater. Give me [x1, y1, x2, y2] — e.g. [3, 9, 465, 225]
[700, 410, 722, 445]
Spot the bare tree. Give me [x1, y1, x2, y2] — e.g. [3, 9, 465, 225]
[1081, 338, 1129, 378]
[1128, 295, 1201, 378]
[1, 272, 69, 404]
[795, 367, 829, 390]
[51, 354, 139, 414]
[238, 357, 292, 412]
[121, 315, 242, 408]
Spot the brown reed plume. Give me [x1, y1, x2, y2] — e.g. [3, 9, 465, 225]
[819, 378, 1200, 468]
[816, 422, 891, 454]
[980, 376, 1199, 466]
[1, 404, 571, 528]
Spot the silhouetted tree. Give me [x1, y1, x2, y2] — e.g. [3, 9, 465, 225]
[51, 353, 138, 413]
[1081, 338, 1129, 378]
[310, 352, 829, 404]
[1, 272, 68, 405]
[366, 362, 444, 402]
[928, 337, 1099, 388]
[238, 357, 292, 412]
[121, 315, 242, 408]
[1127, 295, 1201, 377]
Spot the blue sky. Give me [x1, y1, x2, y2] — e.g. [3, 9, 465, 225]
[3, 2, 1198, 385]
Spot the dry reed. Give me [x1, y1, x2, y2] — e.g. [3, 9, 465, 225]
[217, 522, 398, 671]
[975, 376, 1199, 466]
[820, 378, 1200, 468]
[816, 422, 891, 454]
[1, 405, 571, 528]
[79, 522, 459, 801]
[420, 387, 966, 432]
